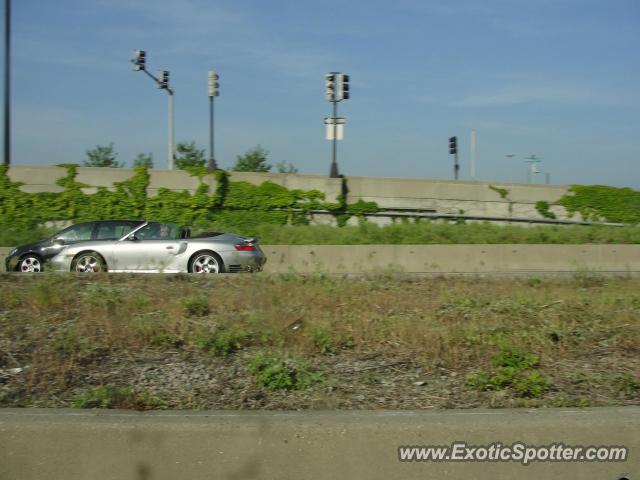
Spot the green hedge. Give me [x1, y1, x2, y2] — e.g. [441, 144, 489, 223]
[558, 185, 640, 224]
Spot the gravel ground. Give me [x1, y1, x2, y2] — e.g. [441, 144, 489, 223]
[2, 348, 637, 410]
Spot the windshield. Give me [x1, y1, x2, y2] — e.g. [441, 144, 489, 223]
[96, 221, 145, 240]
[54, 223, 94, 242]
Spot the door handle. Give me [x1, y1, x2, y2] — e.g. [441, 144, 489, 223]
[166, 246, 175, 250]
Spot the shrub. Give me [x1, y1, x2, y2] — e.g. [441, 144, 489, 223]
[175, 141, 206, 170]
[233, 145, 271, 172]
[466, 347, 548, 398]
[182, 295, 210, 317]
[612, 373, 640, 397]
[247, 351, 323, 391]
[191, 325, 252, 356]
[83, 143, 122, 168]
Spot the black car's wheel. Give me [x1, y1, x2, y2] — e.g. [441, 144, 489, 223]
[189, 251, 224, 274]
[72, 252, 106, 273]
[18, 254, 43, 273]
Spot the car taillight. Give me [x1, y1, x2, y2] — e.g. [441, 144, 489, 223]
[234, 244, 256, 251]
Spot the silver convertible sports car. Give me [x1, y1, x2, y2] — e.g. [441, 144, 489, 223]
[48, 221, 266, 274]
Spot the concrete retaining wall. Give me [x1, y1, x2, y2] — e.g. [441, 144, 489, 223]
[346, 175, 570, 219]
[2, 245, 639, 274]
[6, 165, 573, 221]
[6, 166, 344, 202]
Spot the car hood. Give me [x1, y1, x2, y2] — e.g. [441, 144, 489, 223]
[10, 238, 52, 255]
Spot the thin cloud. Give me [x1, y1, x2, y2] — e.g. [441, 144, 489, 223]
[452, 84, 638, 108]
[461, 119, 565, 136]
[395, 0, 598, 38]
[95, 0, 337, 77]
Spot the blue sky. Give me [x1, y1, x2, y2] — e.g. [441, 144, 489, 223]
[4, 0, 640, 187]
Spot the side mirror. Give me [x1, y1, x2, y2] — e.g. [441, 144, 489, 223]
[52, 238, 65, 247]
[127, 234, 138, 241]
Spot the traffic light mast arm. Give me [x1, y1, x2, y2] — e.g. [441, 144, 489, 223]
[140, 69, 173, 94]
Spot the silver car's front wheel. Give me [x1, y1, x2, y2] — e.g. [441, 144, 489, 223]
[19, 255, 42, 273]
[190, 252, 223, 274]
[72, 252, 106, 273]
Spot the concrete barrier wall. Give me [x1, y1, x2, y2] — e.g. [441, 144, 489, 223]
[260, 244, 640, 274]
[0, 408, 637, 480]
[6, 165, 572, 220]
[2, 245, 639, 274]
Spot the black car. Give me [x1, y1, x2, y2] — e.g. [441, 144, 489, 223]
[5, 220, 144, 272]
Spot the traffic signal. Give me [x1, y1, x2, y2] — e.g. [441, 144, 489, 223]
[338, 74, 350, 101]
[325, 73, 337, 101]
[449, 136, 457, 155]
[159, 70, 169, 89]
[132, 50, 146, 71]
[208, 70, 220, 97]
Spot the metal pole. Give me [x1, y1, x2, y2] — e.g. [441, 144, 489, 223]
[330, 101, 339, 177]
[454, 151, 459, 180]
[470, 129, 476, 180]
[168, 91, 174, 170]
[208, 96, 217, 170]
[3, 0, 10, 166]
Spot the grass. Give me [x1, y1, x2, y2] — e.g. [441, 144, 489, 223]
[2, 222, 640, 247]
[191, 325, 253, 356]
[0, 273, 638, 409]
[72, 385, 166, 410]
[251, 222, 640, 245]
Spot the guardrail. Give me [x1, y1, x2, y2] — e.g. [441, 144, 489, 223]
[304, 208, 626, 227]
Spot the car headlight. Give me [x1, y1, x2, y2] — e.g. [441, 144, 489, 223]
[8, 248, 18, 256]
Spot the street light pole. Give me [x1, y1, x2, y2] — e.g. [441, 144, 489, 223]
[208, 95, 215, 170]
[325, 72, 349, 178]
[3, 0, 11, 166]
[470, 129, 477, 180]
[168, 90, 174, 170]
[330, 100, 338, 178]
[207, 70, 219, 170]
[525, 154, 541, 184]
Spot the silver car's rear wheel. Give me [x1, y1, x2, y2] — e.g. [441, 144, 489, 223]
[19, 255, 42, 273]
[72, 252, 106, 273]
[190, 252, 223, 274]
